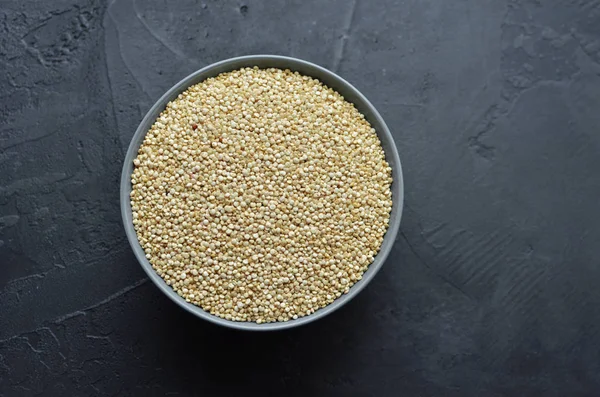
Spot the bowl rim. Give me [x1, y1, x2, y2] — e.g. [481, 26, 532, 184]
[120, 54, 404, 331]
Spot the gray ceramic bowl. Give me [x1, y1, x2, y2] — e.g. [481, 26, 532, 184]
[120, 55, 403, 330]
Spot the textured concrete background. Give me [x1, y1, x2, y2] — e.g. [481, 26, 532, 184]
[1, 0, 600, 395]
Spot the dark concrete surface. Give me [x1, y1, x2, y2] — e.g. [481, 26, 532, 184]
[1, 0, 600, 395]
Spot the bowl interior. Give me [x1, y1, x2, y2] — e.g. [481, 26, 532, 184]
[120, 55, 403, 331]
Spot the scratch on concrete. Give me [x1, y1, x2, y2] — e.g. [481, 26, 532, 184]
[3, 270, 52, 288]
[54, 278, 149, 324]
[399, 231, 472, 301]
[132, 0, 187, 60]
[1, 108, 92, 151]
[332, 0, 358, 73]
[0, 173, 70, 197]
[101, 12, 122, 158]
[0, 279, 149, 345]
[107, 5, 153, 101]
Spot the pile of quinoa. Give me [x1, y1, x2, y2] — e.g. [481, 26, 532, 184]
[130, 67, 392, 323]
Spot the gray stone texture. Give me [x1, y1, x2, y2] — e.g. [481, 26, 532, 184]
[1, 0, 600, 395]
